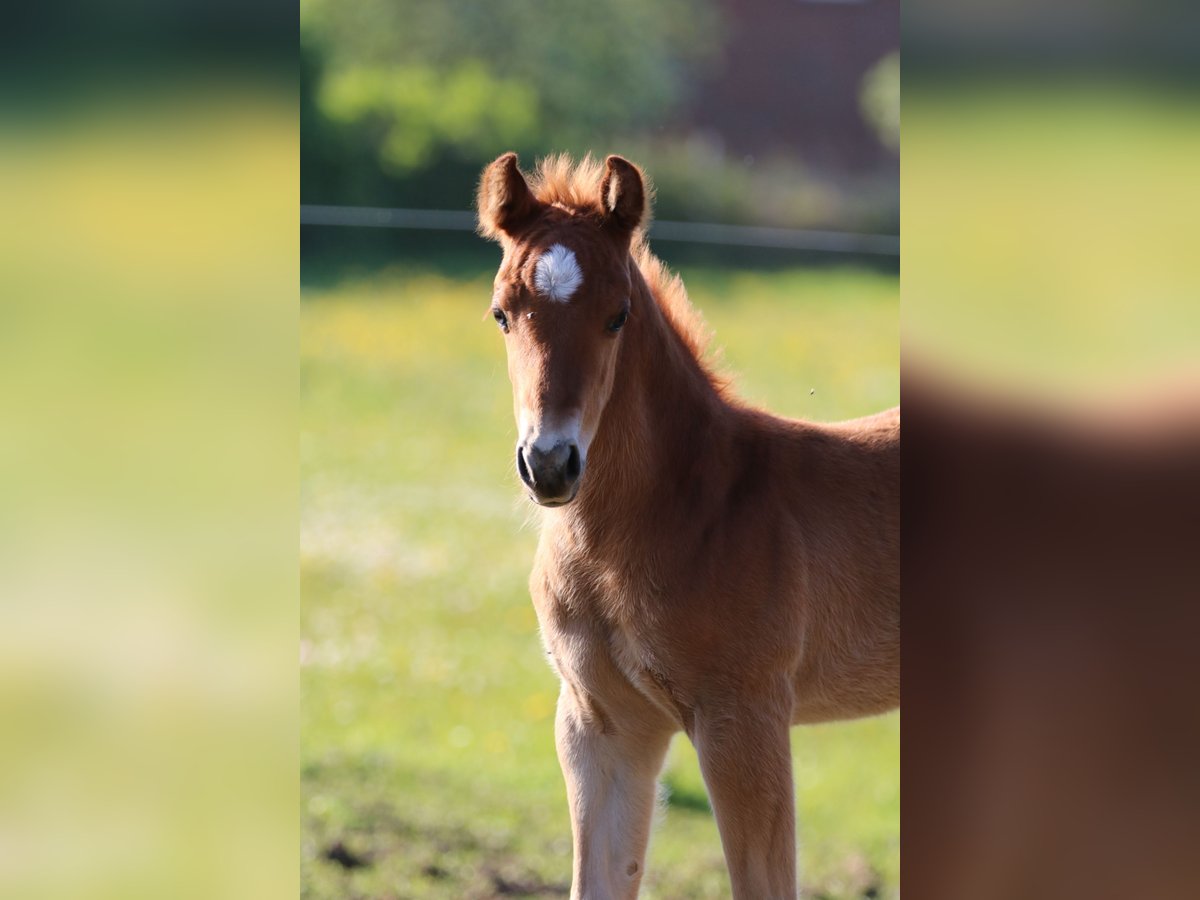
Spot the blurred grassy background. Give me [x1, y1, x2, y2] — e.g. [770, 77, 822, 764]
[905, 79, 1200, 392]
[300, 265, 899, 898]
[0, 85, 298, 900]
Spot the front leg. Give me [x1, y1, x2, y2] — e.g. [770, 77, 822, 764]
[693, 684, 798, 899]
[555, 683, 673, 900]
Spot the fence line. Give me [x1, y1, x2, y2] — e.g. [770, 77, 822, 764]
[300, 204, 899, 257]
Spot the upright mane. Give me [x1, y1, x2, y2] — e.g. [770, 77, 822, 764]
[528, 153, 612, 216]
[528, 153, 723, 390]
[631, 236, 719, 382]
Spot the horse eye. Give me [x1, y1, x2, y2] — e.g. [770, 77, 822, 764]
[607, 309, 629, 333]
[492, 308, 509, 333]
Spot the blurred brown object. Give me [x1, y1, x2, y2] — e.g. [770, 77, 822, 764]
[903, 370, 1200, 900]
[689, 0, 899, 172]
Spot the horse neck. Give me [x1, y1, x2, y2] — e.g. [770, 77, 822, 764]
[565, 258, 727, 534]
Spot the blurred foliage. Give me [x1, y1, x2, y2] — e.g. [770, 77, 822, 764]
[861, 52, 900, 152]
[301, 0, 720, 205]
[300, 0, 898, 233]
[317, 62, 538, 172]
[302, 0, 718, 145]
[621, 134, 899, 232]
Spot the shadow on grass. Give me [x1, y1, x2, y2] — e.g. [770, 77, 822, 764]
[662, 776, 712, 815]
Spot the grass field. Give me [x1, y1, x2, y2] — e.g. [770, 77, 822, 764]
[301, 262, 899, 899]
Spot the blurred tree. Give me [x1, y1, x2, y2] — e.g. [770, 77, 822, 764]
[317, 62, 538, 172]
[301, 0, 719, 195]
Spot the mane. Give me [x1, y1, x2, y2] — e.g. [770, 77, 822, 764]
[631, 236, 725, 394]
[529, 153, 726, 393]
[528, 153, 610, 213]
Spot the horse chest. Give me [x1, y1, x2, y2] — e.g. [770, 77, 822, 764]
[535, 557, 693, 732]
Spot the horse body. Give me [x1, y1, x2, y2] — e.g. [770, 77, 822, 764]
[477, 152, 898, 899]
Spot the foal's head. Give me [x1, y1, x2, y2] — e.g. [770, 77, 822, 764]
[477, 153, 648, 507]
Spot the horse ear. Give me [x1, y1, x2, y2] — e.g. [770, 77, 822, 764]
[477, 152, 541, 240]
[599, 155, 647, 237]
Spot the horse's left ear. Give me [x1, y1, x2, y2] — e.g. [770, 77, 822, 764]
[599, 155, 647, 238]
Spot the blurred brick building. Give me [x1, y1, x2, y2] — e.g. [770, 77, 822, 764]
[688, 0, 899, 173]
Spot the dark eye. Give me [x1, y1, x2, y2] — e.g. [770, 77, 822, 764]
[492, 308, 509, 333]
[607, 309, 629, 333]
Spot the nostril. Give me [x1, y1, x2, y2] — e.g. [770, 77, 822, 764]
[566, 444, 581, 481]
[516, 446, 533, 487]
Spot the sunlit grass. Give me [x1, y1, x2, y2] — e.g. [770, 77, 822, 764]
[904, 82, 1200, 393]
[301, 265, 898, 898]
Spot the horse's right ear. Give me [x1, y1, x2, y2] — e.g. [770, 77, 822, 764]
[599, 155, 647, 239]
[477, 153, 541, 240]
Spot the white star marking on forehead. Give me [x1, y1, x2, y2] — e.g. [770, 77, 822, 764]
[533, 243, 583, 303]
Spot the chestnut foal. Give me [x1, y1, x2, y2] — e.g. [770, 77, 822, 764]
[477, 153, 899, 899]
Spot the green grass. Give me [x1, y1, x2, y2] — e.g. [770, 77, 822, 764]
[904, 82, 1200, 392]
[301, 264, 899, 899]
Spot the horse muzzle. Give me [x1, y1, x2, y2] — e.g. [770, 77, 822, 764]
[516, 439, 583, 506]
